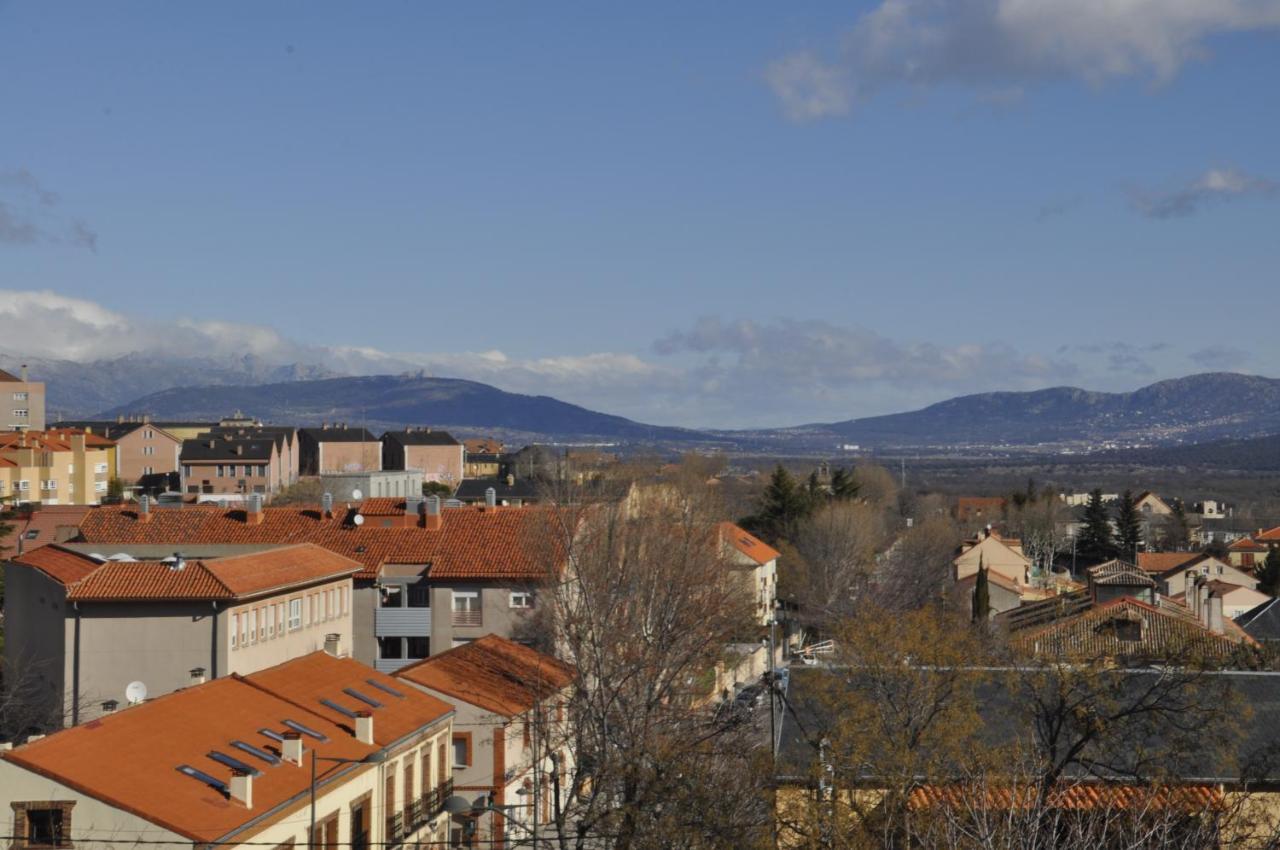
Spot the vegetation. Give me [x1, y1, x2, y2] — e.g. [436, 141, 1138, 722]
[1076, 488, 1115, 564]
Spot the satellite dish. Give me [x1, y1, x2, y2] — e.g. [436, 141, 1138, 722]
[125, 681, 148, 705]
[351, 488, 363, 501]
[353, 514, 365, 526]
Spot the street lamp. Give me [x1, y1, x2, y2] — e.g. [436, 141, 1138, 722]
[443, 792, 534, 849]
[310, 749, 387, 850]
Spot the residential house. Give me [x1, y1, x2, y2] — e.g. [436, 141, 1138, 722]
[1177, 580, 1269, 620]
[0, 430, 115, 506]
[0, 505, 90, 558]
[719, 522, 780, 626]
[463, 452, 503, 479]
[455, 477, 541, 507]
[180, 426, 300, 501]
[1256, 525, 1280, 551]
[0, 366, 44, 431]
[2, 538, 360, 729]
[71, 495, 564, 671]
[56, 418, 182, 492]
[464, 438, 503, 456]
[1229, 536, 1269, 571]
[396, 635, 576, 849]
[954, 529, 1031, 589]
[321, 469, 425, 501]
[1194, 499, 1231, 520]
[952, 568, 1022, 619]
[300, 425, 382, 475]
[0, 652, 455, 850]
[382, 429, 464, 485]
[1134, 491, 1175, 516]
[1136, 551, 1258, 597]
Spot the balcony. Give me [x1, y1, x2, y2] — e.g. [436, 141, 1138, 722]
[374, 657, 426, 674]
[385, 812, 403, 847]
[452, 610, 482, 627]
[375, 606, 431, 637]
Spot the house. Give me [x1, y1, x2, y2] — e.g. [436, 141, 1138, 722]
[1136, 551, 1258, 597]
[464, 438, 503, 455]
[0, 365, 45, 431]
[954, 530, 1030, 589]
[2, 539, 361, 729]
[953, 568, 1024, 619]
[455, 476, 541, 507]
[180, 425, 302, 501]
[0, 505, 90, 558]
[321, 469, 425, 501]
[1193, 499, 1231, 519]
[463, 451, 503, 479]
[954, 497, 1006, 524]
[719, 522, 780, 626]
[1134, 491, 1174, 516]
[1172, 580, 1269, 620]
[382, 429, 464, 485]
[299, 425, 382, 475]
[71, 496, 565, 671]
[1228, 536, 1269, 571]
[56, 418, 183, 492]
[0, 653, 455, 850]
[0, 430, 115, 506]
[395, 635, 575, 849]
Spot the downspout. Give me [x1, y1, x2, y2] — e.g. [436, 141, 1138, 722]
[210, 601, 219, 679]
[72, 601, 81, 726]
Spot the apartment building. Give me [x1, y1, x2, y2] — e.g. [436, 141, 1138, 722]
[0, 366, 45, 431]
[72, 495, 565, 671]
[382, 428, 464, 485]
[180, 430, 296, 500]
[0, 430, 114, 506]
[2, 540, 360, 729]
[0, 652, 456, 850]
[719, 522, 780, 626]
[396, 635, 575, 849]
[56, 418, 182, 491]
[300, 425, 382, 474]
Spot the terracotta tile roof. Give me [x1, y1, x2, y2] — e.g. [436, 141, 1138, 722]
[396, 634, 575, 717]
[9, 543, 359, 602]
[0, 675, 376, 843]
[246, 651, 454, 746]
[76, 503, 564, 582]
[1256, 526, 1280, 542]
[1087, 560, 1157, 587]
[1135, 552, 1202, 574]
[719, 522, 781, 565]
[907, 783, 1223, 813]
[1015, 596, 1257, 660]
[1229, 537, 1267, 551]
[0, 368, 20, 382]
[0, 505, 91, 557]
[0, 429, 115, 452]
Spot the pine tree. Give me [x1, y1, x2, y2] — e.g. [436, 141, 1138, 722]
[1115, 490, 1143, 560]
[1077, 488, 1116, 564]
[746, 464, 813, 544]
[829, 467, 861, 501]
[1258, 549, 1280, 597]
[972, 555, 990, 623]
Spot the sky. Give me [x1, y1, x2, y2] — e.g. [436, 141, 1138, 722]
[1, 2, 1278, 429]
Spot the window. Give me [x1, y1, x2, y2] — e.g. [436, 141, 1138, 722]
[402, 760, 415, 823]
[288, 598, 302, 630]
[248, 609, 258, 644]
[378, 636, 404, 660]
[408, 585, 430, 608]
[257, 464, 267, 476]
[17, 480, 29, 491]
[406, 636, 430, 659]
[341, 586, 349, 615]
[95, 480, 108, 492]
[239, 612, 249, 647]
[16, 803, 73, 848]
[350, 794, 371, 850]
[182, 464, 192, 477]
[94, 462, 108, 474]
[41, 480, 57, 491]
[24, 529, 39, 540]
[12, 391, 28, 400]
[510, 591, 534, 609]
[231, 614, 239, 649]
[452, 591, 481, 626]
[310, 812, 338, 850]
[259, 606, 268, 640]
[13, 408, 28, 418]
[217, 465, 225, 477]
[452, 733, 471, 768]
[143, 446, 155, 456]
[380, 584, 403, 608]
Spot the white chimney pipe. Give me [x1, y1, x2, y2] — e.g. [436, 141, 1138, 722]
[1208, 595, 1224, 635]
[190, 667, 207, 685]
[324, 633, 341, 657]
[283, 732, 304, 765]
[355, 711, 374, 745]
[229, 770, 254, 808]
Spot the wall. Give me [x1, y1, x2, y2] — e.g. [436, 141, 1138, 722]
[954, 537, 1029, 587]
[226, 578, 354, 675]
[317, 442, 383, 474]
[2, 380, 45, 430]
[428, 583, 536, 653]
[1164, 561, 1258, 596]
[114, 428, 181, 484]
[2, 566, 67, 732]
[404, 445, 463, 485]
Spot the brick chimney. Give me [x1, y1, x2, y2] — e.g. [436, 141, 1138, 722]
[355, 710, 374, 745]
[282, 731, 304, 765]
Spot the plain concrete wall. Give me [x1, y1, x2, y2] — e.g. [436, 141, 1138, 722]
[226, 578, 354, 674]
[428, 583, 536, 653]
[2, 565, 67, 732]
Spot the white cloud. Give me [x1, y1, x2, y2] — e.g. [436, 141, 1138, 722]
[764, 53, 854, 122]
[1129, 167, 1279, 218]
[767, 0, 1280, 118]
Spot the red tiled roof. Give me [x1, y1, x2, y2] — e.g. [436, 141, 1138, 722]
[76, 503, 564, 581]
[396, 634, 575, 717]
[0, 428, 114, 452]
[246, 651, 454, 745]
[1229, 537, 1267, 551]
[1135, 552, 1202, 574]
[0, 505, 91, 557]
[1, 676, 376, 843]
[907, 783, 1222, 813]
[1256, 526, 1280, 542]
[719, 522, 780, 565]
[10, 543, 359, 601]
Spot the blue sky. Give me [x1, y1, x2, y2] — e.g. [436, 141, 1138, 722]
[1, 2, 1278, 428]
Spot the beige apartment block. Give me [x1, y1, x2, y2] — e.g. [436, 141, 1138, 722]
[0, 366, 45, 431]
[381, 429, 464, 485]
[0, 430, 114, 506]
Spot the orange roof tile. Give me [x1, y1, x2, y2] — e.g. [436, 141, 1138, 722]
[9, 545, 100, 585]
[719, 522, 781, 565]
[0, 505, 92, 557]
[1135, 552, 1202, 574]
[396, 634, 575, 717]
[1, 676, 375, 843]
[247, 652, 453, 745]
[1256, 526, 1280, 542]
[1229, 537, 1267, 551]
[907, 783, 1222, 813]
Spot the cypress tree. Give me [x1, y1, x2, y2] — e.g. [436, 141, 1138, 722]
[972, 555, 991, 623]
[1258, 549, 1280, 597]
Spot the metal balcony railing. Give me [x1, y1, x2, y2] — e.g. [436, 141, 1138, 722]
[452, 610, 482, 627]
[385, 812, 403, 847]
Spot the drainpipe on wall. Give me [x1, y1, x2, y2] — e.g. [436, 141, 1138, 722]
[211, 601, 220, 679]
[72, 601, 81, 726]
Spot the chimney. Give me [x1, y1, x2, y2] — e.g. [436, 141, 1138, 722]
[247, 493, 264, 525]
[1198, 577, 1210, 626]
[190, 667, 207, 685]
[425, 495, 442, 531]
[506, 473, 515, 487]
[20, 363, 28, 382]
[235, 445, 244, 456]
[355, 710, 374, 745]
[101, 699, 119, 714]
[405, 496, 424, 527]
[485, 487, 497, 509]
[171, 553, 186, 572]
[322, 492, 334, 518]
[117, 414, 125, 424]
[282, 731, 304, 765]
[229, 769, 254, 808]
[1208, 594, 1225, 634]
[138, 494, 153, 524]
[324, 633, 342, 656]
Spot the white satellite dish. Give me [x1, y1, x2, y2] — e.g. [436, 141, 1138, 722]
[351, 488, 363, 501]
[125, 681, 148, 705]
[353, 514, 365, 526]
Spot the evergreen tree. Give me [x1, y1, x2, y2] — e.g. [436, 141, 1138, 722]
[1077, 488, 1116, 564]
[1258, 549, 1280, 597]
[745, 464, 813, 544]
[829, 467, 861, 501]
[1114, 489, 1143, 560]
[972, 555, 990, 623]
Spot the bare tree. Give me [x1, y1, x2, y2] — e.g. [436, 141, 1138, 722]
[790, 502, 888, 627]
